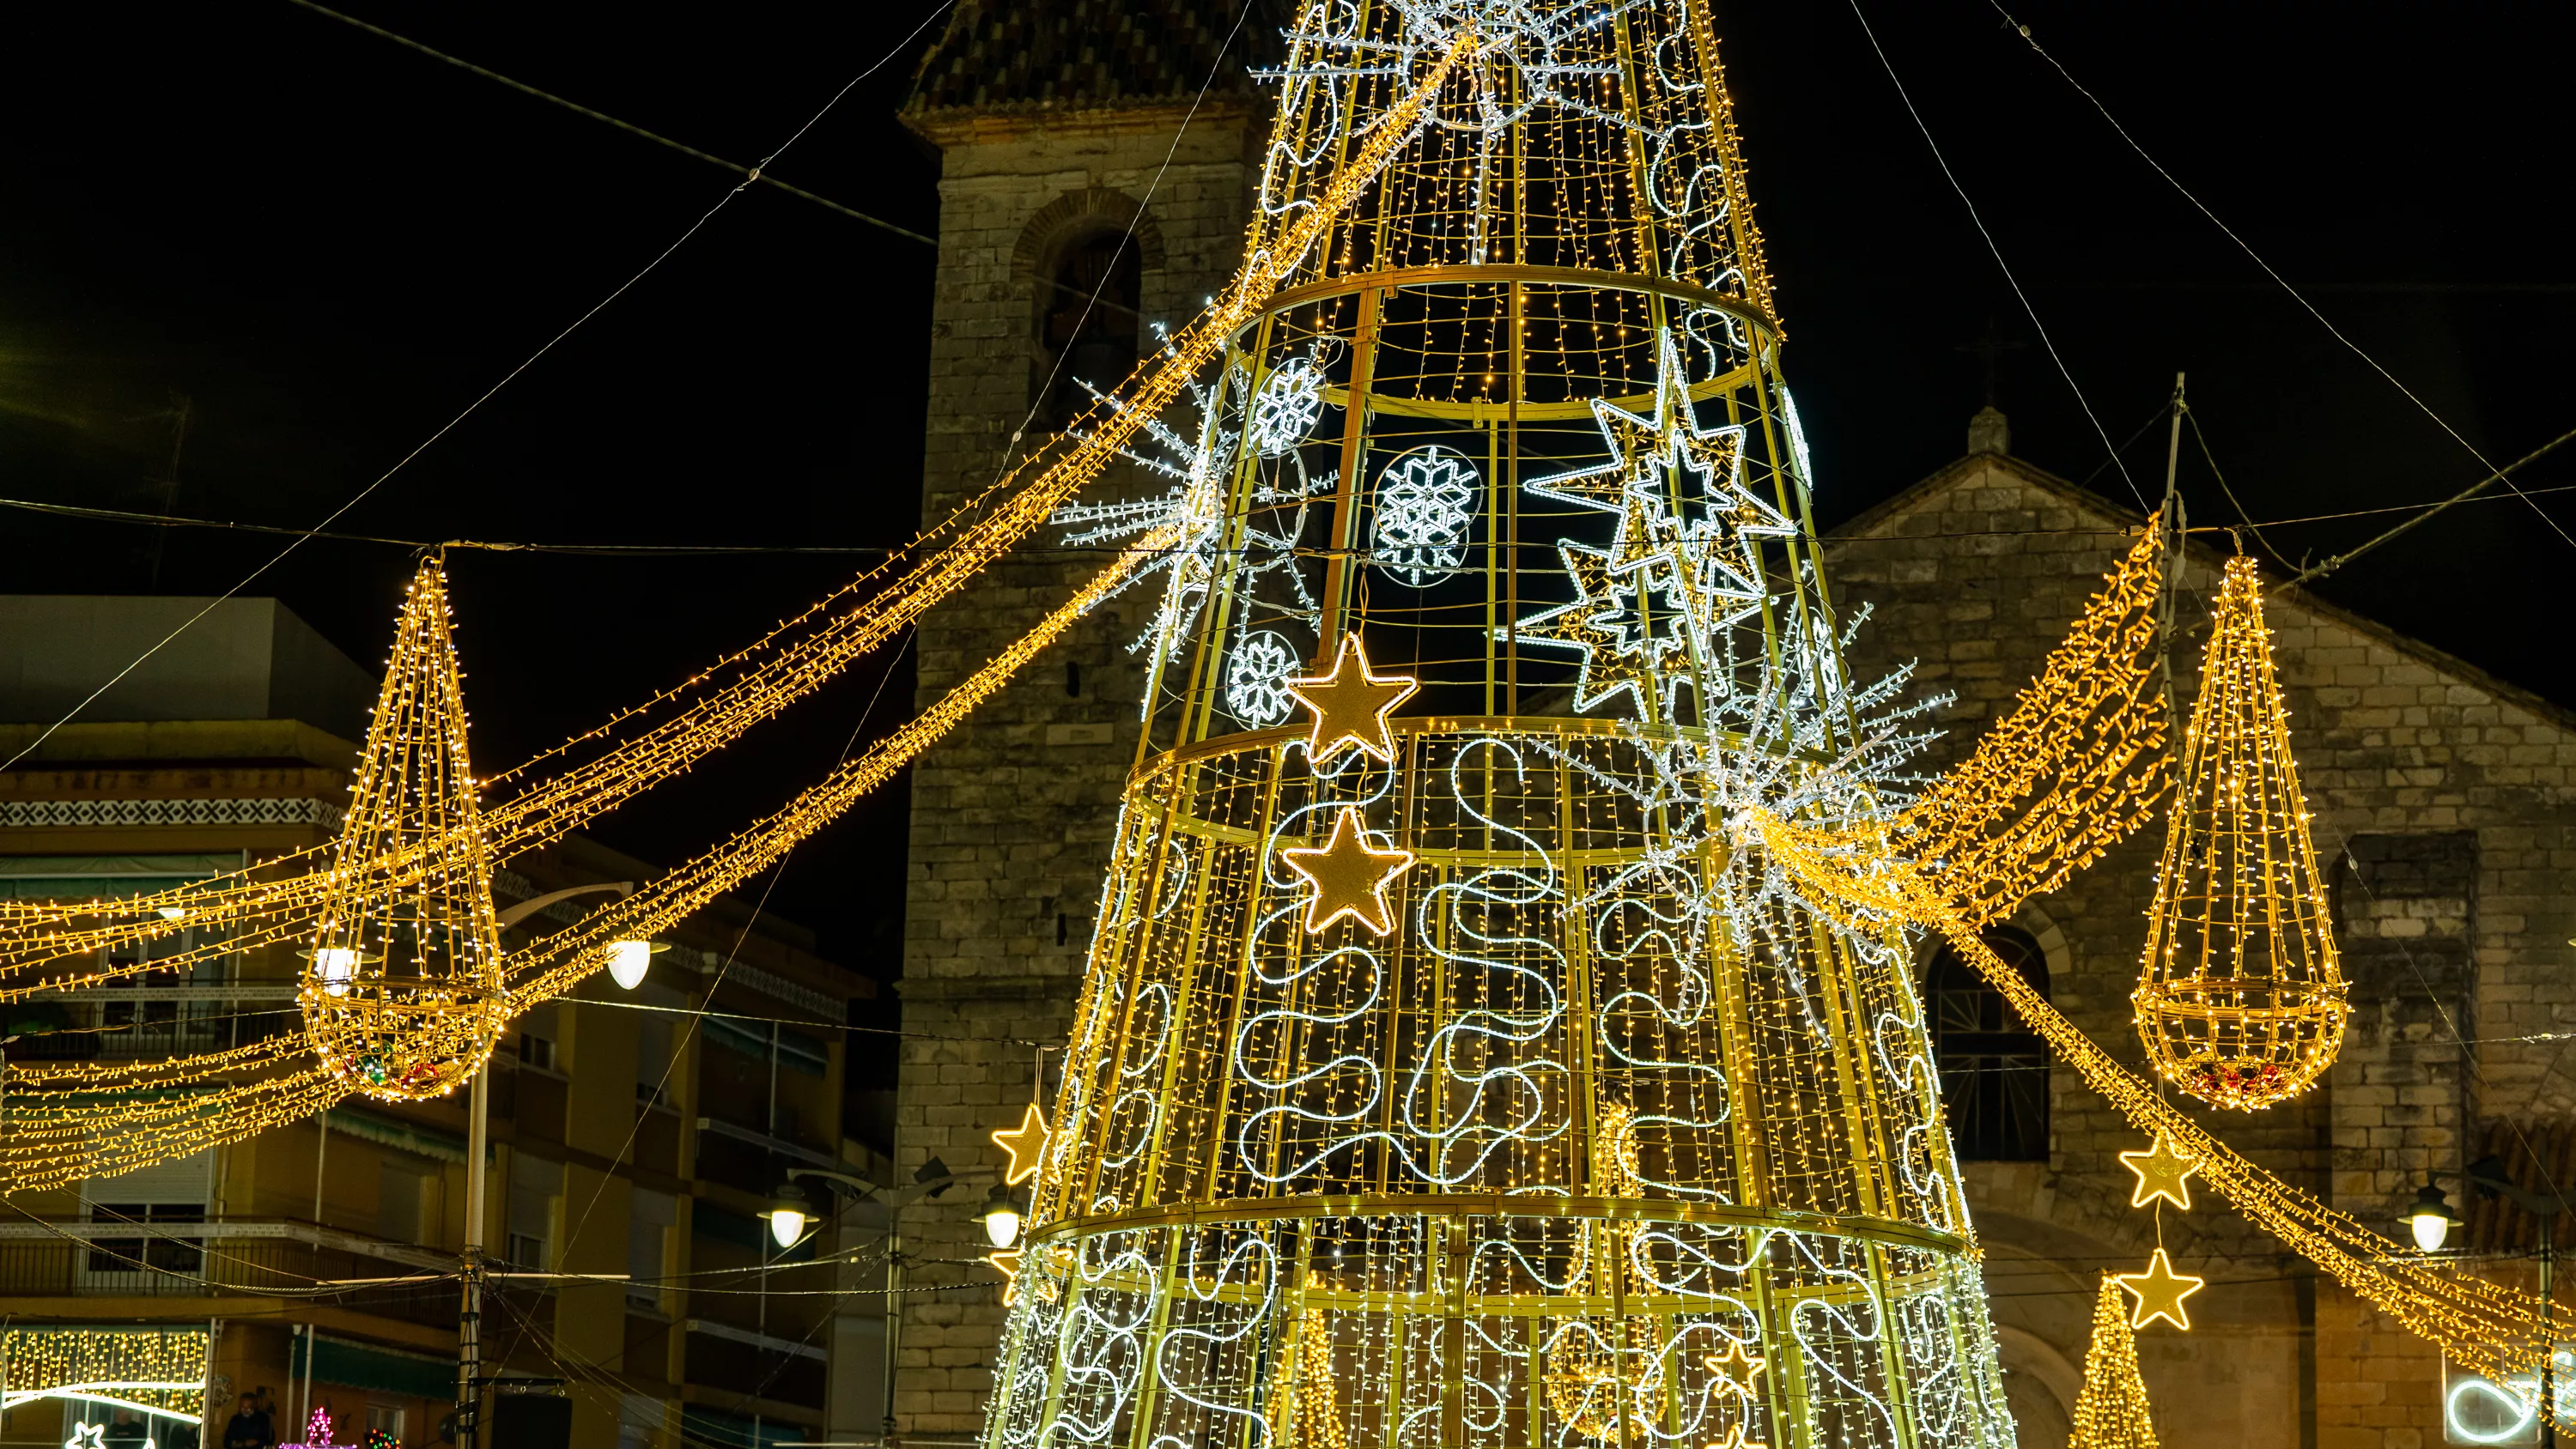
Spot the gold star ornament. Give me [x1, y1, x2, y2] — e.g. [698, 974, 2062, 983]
[1701, 1337, 1766, 1397]
[1282, 806, 1416, 936]
[992, 1100, 1050, 1185]
[1286, 633, 1419, 766]
[2114, 1249, 2205, 1331]
[985, 1246, 1023, 1306]
[2119, 1131, 2201, 1211]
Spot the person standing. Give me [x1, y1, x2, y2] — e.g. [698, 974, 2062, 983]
[222, 1392, 274, 1449]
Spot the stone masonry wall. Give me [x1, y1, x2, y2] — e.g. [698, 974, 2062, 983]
[1830, 452, 2576, 1449]
[896, 111, 1259, 1443]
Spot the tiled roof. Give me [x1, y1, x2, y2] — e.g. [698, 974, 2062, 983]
[906, 0, 1293, 115]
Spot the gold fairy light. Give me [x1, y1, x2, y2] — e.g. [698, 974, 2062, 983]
[978, 3, 2024, 1446]
[2133, 554, 2348, 1110]
[1748, 807, 2576, 1397]
[0, 1326, 210, 1429]
[2069, 1277, 2161, 1449]
[301, 555, 508, 1100]
[0, 35, 1466, 998]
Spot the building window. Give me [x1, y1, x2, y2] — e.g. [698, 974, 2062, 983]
[1924, 925, 2050, 1162]
[86, 1201, 204, 1275]
[1036, 233, 1141, 433]
[368, 1405, 405, 1440]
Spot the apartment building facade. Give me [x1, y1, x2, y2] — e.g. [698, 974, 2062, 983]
[0, 596, 884, 1449]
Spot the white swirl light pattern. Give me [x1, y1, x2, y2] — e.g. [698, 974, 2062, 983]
[985, 3, 2014, 1447]
[1372, 446, 1480, 585]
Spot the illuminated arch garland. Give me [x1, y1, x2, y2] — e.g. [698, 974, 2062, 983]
[0, 32, 1472, 1000]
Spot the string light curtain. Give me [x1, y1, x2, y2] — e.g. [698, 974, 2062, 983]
[2133, 554, 2348, 1109]
[982, 3, 2023, 1446]
[301, 555, 509, 1100]
[0, 1325, 210, 1429]
[2069, 1277, 2161, 1449]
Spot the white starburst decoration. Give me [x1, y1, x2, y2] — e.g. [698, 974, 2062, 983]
[1051, 352, 1332, 681]
[1371, 445, 1479, 585]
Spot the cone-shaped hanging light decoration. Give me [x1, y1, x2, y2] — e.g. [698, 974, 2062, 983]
[303, 555, 507, 1100]
[2070, 1276, 2163, 1449]
[2134, 555, 2347, 1109]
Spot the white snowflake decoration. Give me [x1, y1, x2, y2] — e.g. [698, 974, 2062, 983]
[1224, 631, 1299, 727]
[1248, 356, 1327, 457]
[1371, 446, 1479, 585]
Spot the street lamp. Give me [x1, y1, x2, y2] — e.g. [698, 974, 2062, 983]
[762, 1162, 969, 1448]
[764, 1183, 817, 1250]
[2404, 1181, 2464, 1252]
[2411, 1157, 2573, 1445]
[447, 877, 639, 1449]
[603, 938, 665, 991]
[980, 1182, 1025, 1249]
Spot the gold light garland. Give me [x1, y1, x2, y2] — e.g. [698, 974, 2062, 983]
[0, 33, 1469, 1189]
[2069, 1277, 2160, 1449]
[301, 556, 508, 1101]
[2133, 554, 2348, 1109]
[1749, 796, 2576, 1396]
[0, 522, 1177, 1191]
[0, 31, 1468, 998]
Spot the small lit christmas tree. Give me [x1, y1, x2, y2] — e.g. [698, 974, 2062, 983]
[2071, 1276, 2162, 1449]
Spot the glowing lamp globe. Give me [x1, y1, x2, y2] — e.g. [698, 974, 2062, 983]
[605, 938, 654, 990]
[980, 1183, 1024, 1249]
[765, 1183, 813, 1249]
[2404, 1183, 2461, 1253]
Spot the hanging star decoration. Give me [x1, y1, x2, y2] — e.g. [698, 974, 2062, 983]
[1286, 633, 1419, 766]
[2114, 1248, 2205, 1331]
[2119, 1131, 2201, 1211]
[64, 1427, 106, 1449]
[992, 1100, 1050, 1186]
[1510, 328, 1794, 716]
[986, 1246, 1024, 1307]
[1282, 807, 1416, 935]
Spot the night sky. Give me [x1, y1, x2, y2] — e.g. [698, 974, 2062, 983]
[2, 2, 2568, 982]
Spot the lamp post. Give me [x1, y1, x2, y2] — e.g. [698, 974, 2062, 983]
[2407, 1158, 2573, 1444]
[763, 1161, 964, 1447]
[452, 880, 652, 1449]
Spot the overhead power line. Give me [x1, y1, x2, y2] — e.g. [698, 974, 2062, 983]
[281, 0, 937, 246]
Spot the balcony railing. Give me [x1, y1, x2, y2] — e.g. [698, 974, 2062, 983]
[0, 1218, 458, 1331]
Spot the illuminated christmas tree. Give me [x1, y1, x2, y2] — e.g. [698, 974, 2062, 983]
[990, 3, 2017, 1446]
[2070, 1277, 2161, 1449]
